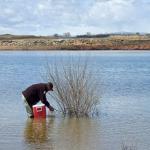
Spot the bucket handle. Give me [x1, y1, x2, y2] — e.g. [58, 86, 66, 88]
[36, 107, 42, 112]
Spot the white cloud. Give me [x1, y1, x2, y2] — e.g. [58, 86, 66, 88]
[0, 0, 150, 35]
[81, 0, 150, 33]
[0, 26, 15, 34]
[87, 0, 135, 22]
[0, 8, 14, 18]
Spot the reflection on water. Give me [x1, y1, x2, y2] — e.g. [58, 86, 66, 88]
[53, 117, 101, 150]
[24, 118, 55, 150]
[24, 118, 48, 144]
[23, 117, 102, 150]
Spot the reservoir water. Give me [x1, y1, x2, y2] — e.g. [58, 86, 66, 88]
[0, 51, 150, 150]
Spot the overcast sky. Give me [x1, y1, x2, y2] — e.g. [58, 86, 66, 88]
[0, 0, 150, 35]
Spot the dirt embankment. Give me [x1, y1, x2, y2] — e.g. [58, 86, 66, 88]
[0, 34, 150, 50]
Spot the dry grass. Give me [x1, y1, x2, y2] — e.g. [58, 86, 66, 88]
[45, 59, 100, 117]
[0, 34, 150, 50]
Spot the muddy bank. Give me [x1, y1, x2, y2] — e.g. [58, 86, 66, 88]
[0, 34, 150, 50]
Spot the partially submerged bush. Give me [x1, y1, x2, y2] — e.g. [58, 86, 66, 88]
[45, 59, 100, 117]
[121, 142, 137, 150]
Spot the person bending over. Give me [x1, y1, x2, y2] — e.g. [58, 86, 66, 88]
[22, 82, 54, 118]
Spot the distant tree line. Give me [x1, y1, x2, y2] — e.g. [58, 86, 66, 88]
[0, 32, 150, 40]
[52, 32, 111, 38]
[76, 33, 110, 38]
[52, 32, 150, 39]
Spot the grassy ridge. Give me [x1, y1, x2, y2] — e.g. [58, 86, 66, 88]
[0, 34, 150, 50]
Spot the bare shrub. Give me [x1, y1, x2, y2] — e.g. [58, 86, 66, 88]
[121, 142, 137, 150]
[45, 59, 100, 117]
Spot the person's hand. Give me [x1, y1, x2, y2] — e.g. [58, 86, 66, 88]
[49, 106, 54, 111]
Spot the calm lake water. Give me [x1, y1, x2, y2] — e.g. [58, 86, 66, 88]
[0, 51, 150, 150]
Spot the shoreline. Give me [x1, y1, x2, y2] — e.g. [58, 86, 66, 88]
[0, 50, 150, 54]
[0, 49, 150, 51]
[0, 34, 150, 51]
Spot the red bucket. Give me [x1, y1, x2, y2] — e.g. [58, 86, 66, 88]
[32, 104, 46, 118]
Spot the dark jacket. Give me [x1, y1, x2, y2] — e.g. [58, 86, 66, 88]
[22, 83, 50, 108]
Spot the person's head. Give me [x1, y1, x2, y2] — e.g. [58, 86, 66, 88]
[46, 82, 53, 91]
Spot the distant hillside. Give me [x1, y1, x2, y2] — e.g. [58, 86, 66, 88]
[0, 34, 51, 40]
